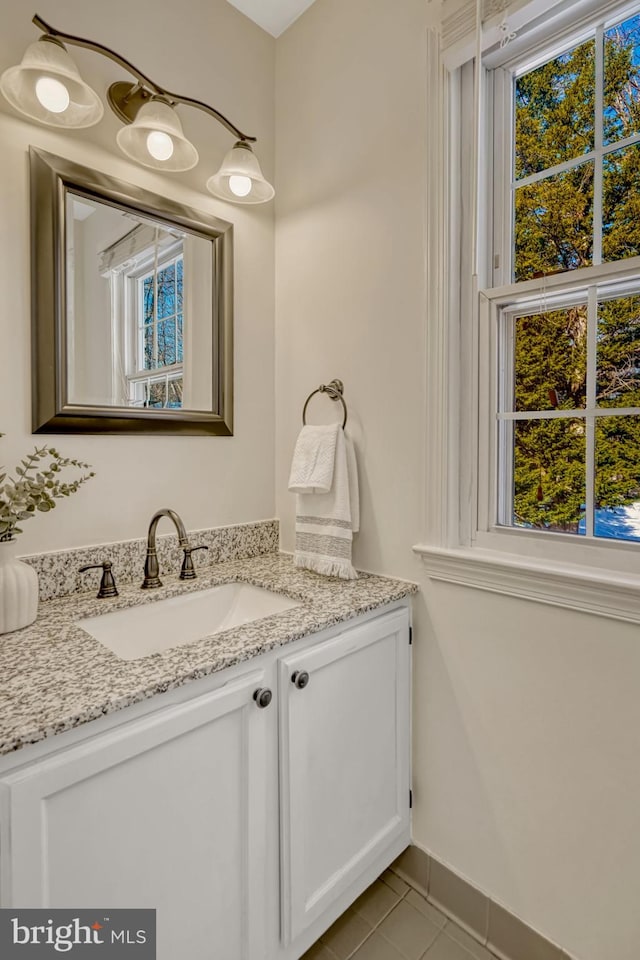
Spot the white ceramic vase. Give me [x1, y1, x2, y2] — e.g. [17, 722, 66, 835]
[0, 538, 39, 634]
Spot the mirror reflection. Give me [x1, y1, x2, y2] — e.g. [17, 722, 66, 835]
[31, 148, 233, 435]
[65, 193, 213, 412]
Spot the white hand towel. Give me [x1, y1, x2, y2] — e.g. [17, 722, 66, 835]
[345, 435, 359, 534]
[288, 424, 340, 494]
[289, 426, 359, 580]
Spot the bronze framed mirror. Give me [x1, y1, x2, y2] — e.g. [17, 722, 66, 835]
[30, 148, 233, 435]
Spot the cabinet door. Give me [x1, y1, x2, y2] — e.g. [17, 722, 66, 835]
[278, 608, 411, 943]
[0, 669, 270, 960]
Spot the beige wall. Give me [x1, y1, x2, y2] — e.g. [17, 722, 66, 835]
[419, 581, 640, 960]
[275, 3, 640, 960]
[275, 0, 429, 581]
[71, 204, 127, 406]
[0, 0, 276, 553]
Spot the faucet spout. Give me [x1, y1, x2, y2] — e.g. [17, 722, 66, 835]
[142, 508, 190, 589]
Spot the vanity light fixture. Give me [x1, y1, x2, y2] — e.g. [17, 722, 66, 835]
[0, 13, 275, 204]
[116, 99, 199, 173]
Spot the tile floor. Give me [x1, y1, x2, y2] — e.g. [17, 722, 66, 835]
[302, 869, 499, 960]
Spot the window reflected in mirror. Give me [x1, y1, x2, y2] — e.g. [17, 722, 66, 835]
[65, 193, 213, 413]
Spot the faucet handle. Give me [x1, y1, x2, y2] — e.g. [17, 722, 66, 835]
[180, 545, 209, 580]
[79, 561, 119, 599]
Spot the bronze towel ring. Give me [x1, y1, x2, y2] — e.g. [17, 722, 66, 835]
[302, 379, 348, 429]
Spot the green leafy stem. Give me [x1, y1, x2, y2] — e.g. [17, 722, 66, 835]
[0, 433, 95, 542]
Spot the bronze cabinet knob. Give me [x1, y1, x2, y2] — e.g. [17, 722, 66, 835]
[253, 688, 273, 709]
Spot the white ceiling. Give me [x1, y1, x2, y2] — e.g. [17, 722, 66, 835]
[226, 0, 317, 37]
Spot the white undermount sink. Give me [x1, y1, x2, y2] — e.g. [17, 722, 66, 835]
[76, 582, 301, 661]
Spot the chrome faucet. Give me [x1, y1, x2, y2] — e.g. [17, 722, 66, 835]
[141, 508, 208, 589]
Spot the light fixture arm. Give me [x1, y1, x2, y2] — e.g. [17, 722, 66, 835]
[164, 92, 256, 143]
[32, 13, 257, 142]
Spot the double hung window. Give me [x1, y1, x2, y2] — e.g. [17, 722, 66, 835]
[482, 4, 640, 556]
[100, 225, 185, 410]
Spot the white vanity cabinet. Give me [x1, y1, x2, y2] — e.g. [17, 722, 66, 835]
[0, 602, 411, 960]
[0, 668, 270, 960]
[278, 608, 411, 946]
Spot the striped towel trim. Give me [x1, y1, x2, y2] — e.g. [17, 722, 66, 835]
[296, 531, 352, 559]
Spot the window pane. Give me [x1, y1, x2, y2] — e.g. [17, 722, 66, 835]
[512, 418, 586, 534]
[177, 314, 184, 363]
[143, 277, 154, 324]
[515, 39, 595, 180]
[167, 378, 183, 409]
[156, 263, 176, 320]
[597, 295, 640, 407]
[146, 381, 166, 408]
[595, 415, 640, 541]
[513, 307, 587, 411]
[604, 14, 640, 146]
[602, 142, 640, 262]
[177, 257, 183, 312]
[156, 319, 176, 367]
[144, 325, 153, 369]
[514, 162, 594, 280]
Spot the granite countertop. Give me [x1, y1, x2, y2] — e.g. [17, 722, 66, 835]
[0, 553, 417, 756]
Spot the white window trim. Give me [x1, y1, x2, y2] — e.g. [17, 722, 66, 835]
[414, 0, 640, 624]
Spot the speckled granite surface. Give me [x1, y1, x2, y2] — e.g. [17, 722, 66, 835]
[0, 553, 417, 756]
[22, 519, 279, 601]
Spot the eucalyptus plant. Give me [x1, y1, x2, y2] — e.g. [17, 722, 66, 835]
[0, 433, 94, 542]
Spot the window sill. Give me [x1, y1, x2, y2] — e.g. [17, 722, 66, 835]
[413, 543, 640, 624]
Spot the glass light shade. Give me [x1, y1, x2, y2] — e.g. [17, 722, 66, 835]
[0, 37, 103, 128]
[206, 141, 275, 204]
[116, 99, 198, 172]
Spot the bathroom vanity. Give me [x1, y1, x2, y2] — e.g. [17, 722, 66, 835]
[0, 553, 415, 960]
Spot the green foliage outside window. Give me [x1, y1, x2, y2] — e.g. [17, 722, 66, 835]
[510, 16, 640, 536]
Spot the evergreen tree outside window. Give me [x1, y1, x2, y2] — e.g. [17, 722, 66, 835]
[492, 8, 640, 544]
